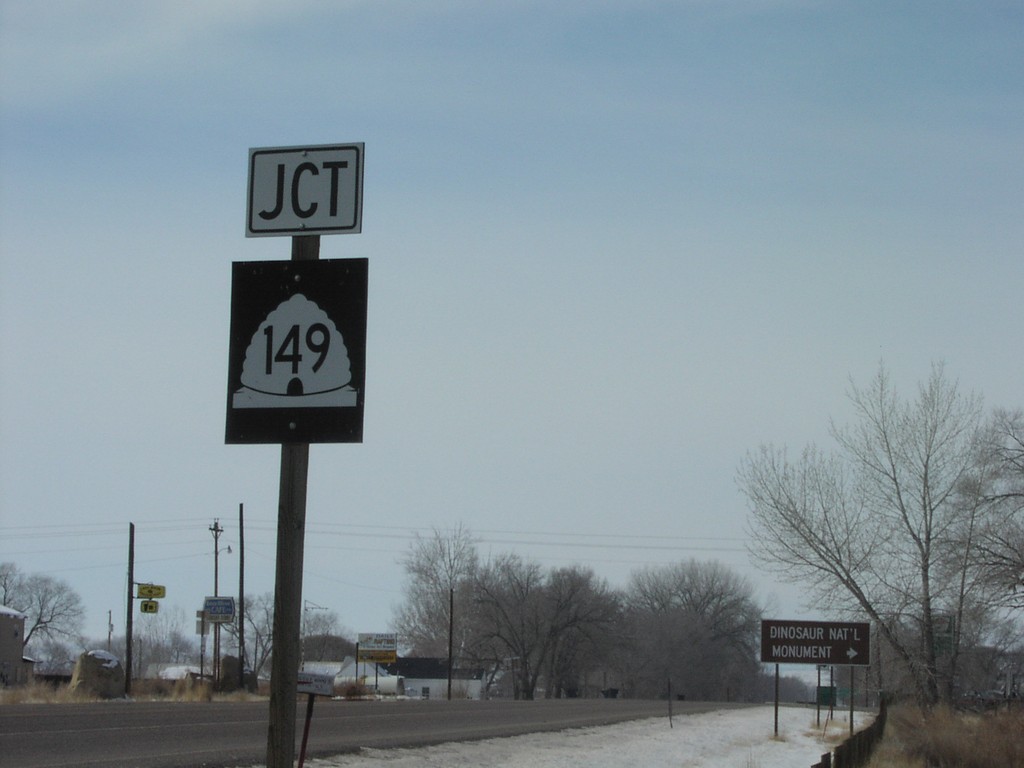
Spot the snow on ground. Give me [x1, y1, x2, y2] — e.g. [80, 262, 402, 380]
[304, 705, 872, 768]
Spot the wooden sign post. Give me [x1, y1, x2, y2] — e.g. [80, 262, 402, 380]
[266, 235, 317, 768]
[231, 142, 366, 768]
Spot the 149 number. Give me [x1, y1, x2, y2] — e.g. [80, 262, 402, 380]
[264, 323, 330, 375]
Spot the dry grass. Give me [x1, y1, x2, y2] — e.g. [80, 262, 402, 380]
[820, 714, 861, 745]
[0, 678, 266, 704]
[0, 679, 92, 704]
[867, 704, 1024, 768]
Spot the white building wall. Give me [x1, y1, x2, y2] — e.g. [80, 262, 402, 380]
[404, 676, 483, 700]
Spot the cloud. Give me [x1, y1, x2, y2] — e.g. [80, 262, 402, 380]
[0, 0, 320, 109]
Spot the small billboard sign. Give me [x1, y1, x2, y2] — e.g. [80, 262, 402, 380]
[203, 596, 236, 623]
[357, 632, 398, 663]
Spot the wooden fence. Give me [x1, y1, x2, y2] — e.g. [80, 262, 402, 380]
[812, 699, 888, 768]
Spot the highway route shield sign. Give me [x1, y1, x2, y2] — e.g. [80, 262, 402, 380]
[225, 258, 368, 444]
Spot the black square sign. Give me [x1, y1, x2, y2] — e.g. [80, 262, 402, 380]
[225, 259, 367, 444]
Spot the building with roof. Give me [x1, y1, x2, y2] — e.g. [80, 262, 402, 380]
[0, 604, 33, 686]
[381, 657, 486, 700]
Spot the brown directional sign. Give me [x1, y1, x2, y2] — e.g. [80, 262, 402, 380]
[761, 619, 871, 666]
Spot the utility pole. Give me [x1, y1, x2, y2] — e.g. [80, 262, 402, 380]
[447, 587, 454, 700]
[125, 522, 135, 696]
[210, 519, 225, 684]
[238, 502, 245, 691]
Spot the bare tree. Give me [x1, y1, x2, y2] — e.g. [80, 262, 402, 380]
[976, 409, 1024, 607]
[132, 605, 194, 677]
[302, 609, 356, 662]
[394, 523, 478, 656]
[472, 555, 621, 700]
[472, 553, 546, 699]
[626, 560, 761, 700]
[222, 591, 274, 678]
[541, 566, 621, 698]
[1, 563, 84, 648]
[0, 562, 22, 606]
[738, 363, 989, 704]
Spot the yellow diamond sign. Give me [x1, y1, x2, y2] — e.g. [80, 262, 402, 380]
[137, 584, 166, 599]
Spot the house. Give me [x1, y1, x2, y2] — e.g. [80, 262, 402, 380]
[302, 657, 405, 696]
[381, 657, 486, 700]
[0, 604, 33, 686]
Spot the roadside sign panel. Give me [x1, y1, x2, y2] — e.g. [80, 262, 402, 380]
[357, 632, 397, 663]
[358, 632, 398, 648]
[357, 649, 398, 663]
[137, 584, 166, 599]
[297, 671, 335, 697]
[225, 258, 368, 444]
[247, 143, 364, 237]
[203, 596, 236, 623]
[761, 620, 870, 666]
[140, 600, 159, 614]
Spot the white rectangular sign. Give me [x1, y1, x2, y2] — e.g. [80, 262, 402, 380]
[247, 143, 364, 237]
[357, 632, 398, 650]
[297, 670, 335, 697]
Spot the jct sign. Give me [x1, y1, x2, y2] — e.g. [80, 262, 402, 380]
[761, 619, 871, 666]
[247, 143, 364, 236]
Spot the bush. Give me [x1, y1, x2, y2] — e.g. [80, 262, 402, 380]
[340, 681, 370, 699]
[877, 705, 1024, 768]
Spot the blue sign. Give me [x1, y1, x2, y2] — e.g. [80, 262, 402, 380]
[203, 596, 236, 623]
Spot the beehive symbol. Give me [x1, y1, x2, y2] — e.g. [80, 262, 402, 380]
[232, 293, 357, 408]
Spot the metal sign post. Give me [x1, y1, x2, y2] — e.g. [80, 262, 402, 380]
[296, 671, 336, 768]
[760, 619, 871, 738]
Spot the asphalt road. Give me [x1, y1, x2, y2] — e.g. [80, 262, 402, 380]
[0, 698, 735, 767]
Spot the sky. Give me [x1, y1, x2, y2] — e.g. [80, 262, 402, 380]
[1, 0, 1022, 664]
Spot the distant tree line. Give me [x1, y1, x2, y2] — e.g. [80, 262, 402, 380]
[8, 363, 1019, 705]
[393, 524, 766, 701]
